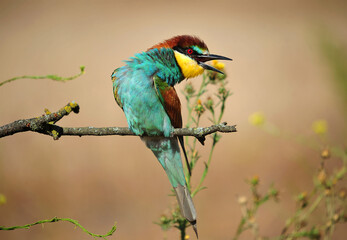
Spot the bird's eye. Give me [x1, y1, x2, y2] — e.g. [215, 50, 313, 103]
[186, 48, 194, 55]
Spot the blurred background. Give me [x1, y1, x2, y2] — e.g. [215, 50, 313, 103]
[0, 0, 346, 239]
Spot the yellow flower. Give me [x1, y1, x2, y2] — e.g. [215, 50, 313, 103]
[321, 149, 330, 159]
[211, 60, 225, 71]
[184, 235, 190, 239]
[312, 120, 327, 135]
[194, 99, 205, 116]
[297, 191, 307, 201]
[0, 194, 6, 205]
[249, 112, 265, 126]
[250, 175, 259, 186]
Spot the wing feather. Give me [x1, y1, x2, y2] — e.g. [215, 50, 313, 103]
[154, 76, 191, 175]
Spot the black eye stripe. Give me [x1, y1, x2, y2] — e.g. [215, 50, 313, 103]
[173, 46, 201, 60]
[173, 46, 184, 53]
[173, 46, 195, 54]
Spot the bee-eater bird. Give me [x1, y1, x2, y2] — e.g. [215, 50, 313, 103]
[111, 35, 231, 237]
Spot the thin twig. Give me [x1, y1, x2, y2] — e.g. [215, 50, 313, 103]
[0, 101, 237, 139]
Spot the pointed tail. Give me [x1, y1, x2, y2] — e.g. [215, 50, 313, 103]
[174, 184, 198, 237]
[142, 137, 198, 237]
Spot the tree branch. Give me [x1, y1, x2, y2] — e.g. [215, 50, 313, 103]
[0, 101, 237, 140]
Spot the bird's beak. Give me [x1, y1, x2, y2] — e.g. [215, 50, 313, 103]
[196, 54, 232, 74]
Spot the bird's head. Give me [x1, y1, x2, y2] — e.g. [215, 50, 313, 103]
[148, 35, 232, 79]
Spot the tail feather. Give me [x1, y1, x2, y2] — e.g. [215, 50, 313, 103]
[174, 184, 198, 236]
[142, 136, 197, 237]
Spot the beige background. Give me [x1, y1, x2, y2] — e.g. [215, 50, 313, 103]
[0, 0, 346, 239]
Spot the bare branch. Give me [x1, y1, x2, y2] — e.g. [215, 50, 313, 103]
[60, 122, 236, 137]
[0, 102, 237, 140]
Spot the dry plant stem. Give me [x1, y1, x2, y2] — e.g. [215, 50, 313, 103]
[0, 217, 117, 239]
[0, 102, 236, 139]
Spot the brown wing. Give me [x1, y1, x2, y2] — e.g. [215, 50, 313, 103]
[160, 86, 182, 128]
[160, 87, 191, 176]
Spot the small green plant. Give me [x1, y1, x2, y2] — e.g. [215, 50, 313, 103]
[156, 60, 232, 239]
[233, 175, 279, 240]
[233, 115, 347, 240]
[0, 66, 85, 87]
[0, 217, 117, 239]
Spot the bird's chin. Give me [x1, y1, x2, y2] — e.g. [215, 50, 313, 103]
[174, 51, 205, 79]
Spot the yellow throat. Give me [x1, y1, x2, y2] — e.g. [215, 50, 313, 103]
[174, 51, 204, 79]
